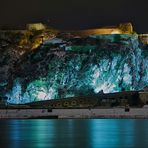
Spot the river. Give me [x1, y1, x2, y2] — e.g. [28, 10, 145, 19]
[0, 119, 148, 148]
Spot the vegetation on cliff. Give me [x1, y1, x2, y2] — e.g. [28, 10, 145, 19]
[0, 31, 147, 104]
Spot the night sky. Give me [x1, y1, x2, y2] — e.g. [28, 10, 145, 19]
[0, 0, 148, 33]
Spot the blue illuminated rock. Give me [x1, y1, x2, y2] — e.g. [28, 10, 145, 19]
[0, 33, 147, 104]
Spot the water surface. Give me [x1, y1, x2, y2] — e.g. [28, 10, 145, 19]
[0, 119, 148, 148]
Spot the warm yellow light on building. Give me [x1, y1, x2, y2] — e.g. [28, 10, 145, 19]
[111, 30, 121, 34]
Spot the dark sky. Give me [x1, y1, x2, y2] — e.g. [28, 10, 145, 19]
[0, 0, 148, 33]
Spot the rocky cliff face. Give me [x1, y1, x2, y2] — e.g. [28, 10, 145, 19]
[0, 32, 147, 104]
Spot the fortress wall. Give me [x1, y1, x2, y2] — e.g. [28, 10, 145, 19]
[66, 23, 134, 36]
[139, 34, 148, 44]
[70, 28, 122, 36]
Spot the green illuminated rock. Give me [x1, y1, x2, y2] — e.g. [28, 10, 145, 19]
[0, 29, 147, 103]
[1, 33, 146, 104]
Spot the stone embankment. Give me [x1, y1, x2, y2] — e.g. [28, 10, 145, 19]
[0, 107, 148, 119]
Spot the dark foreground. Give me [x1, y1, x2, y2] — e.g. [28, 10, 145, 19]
[0, 119, 148, 148]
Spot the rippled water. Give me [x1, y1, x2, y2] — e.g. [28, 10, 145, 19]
[0, 119, 148, 148]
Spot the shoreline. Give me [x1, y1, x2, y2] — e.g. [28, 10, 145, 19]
[0, 107, 148, 119]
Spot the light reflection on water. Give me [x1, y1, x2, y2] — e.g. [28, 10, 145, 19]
[0, 119, 148, 148]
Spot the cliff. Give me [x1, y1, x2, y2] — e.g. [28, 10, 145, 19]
[0, 23, 147, 104]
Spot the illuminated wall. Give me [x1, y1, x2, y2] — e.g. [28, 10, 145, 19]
[69, 23, 133, 36]
[6, 34, 148, 104]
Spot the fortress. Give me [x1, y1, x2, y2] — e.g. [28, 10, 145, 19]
[1, 22, 148, 46]
[26, 22, 133, 34]
[65, 22, 134, 36]
[25, 22, 148, 44]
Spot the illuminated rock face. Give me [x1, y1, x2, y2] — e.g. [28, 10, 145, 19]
[4, 34, 147, 104]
